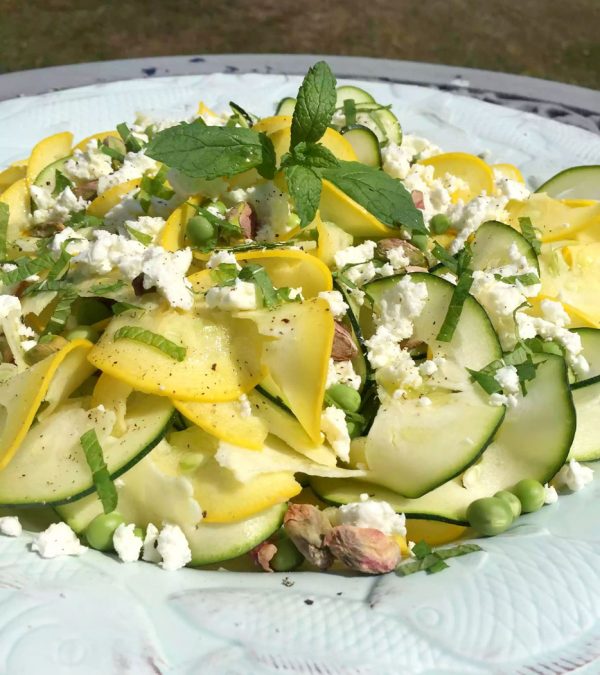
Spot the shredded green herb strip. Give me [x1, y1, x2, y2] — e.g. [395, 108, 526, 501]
[47, 245, 73, 281]
[518, 217, 542, 256]
[239, 263, 280, 308]
[45, 287, 78, 335]
[396, 541, 482, 576]
[117, 122, 143, 153]
[113, 325, 187, 361]
[80, 429, 118, 514]
[126, 225, 153, 246]
[436, 270, 474, 342]
[89, 280, 128, 296]
[69, 212, 104, 230]
[112, 301, 144, 315]
[494, 272, 540, 287]
[0, 202, 8, 261]
[467, 367, 503, 395]
[343, 99, 357, 126]
[52, 171, 72, 197]
[0, 253, 55, 285]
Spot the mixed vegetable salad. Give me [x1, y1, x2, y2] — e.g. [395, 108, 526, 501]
[0, 62, 598, 575]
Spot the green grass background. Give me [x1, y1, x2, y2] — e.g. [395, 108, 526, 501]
[0, 0, 598, 89]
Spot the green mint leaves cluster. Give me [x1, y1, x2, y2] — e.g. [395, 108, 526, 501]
[145, 61, 424, 235]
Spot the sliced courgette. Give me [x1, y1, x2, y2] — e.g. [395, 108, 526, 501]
[33, 156, 71, 193]
[362, 273, 505, 498]
[335, 85, 375, 108]
[340, 125, 382, 168]
[536, 165, 600, 200]
[312, 354, 574, 522]
[0, 393, 174, 506]
[471, 220, 539, 273]
[275, 97, 296, 116]
[353, 103, 402, 145]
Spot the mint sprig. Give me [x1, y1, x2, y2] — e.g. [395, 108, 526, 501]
[145, 125, 276, 181]
[283, 165, 322, 228]
[290, 61, 337, 149]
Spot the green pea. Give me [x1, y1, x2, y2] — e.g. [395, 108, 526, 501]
[494, 490, 522, 519]
[411, 233, 429, 252]
[187, 215, 215, 245]
[346, 420, 362, 439]
[429, 214, 452, 234]
[510, 479, 545, 513]
[85, 512, 125, 551]
[327, 384, 361, 413]
[467, 497, 514, 536]
[64, 327, 100, 343]
[269, 531, 304, 572]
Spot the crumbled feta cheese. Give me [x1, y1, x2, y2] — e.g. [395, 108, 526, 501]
[417, 396, 432, 407]
[373, 275, 428, 341]
[206, 250, 241, 270]
[73, 229, 144, 275]
[0, 294, 38, 360]
[288, 287, 304, 301]
[401, 163, 467, 224]
[63, 139, 114, 182]
[238, 394, 252, 418]
[448, 195, 510, 254]
[140, 246, 194, 310]
[555, 459, 594, 492]
[30, 185, 87, 225]
[387, 247, 410, 271]
[124, 215, 166, 245]
[104, 190, 145, 226]
[419, 359, 438, 377]
[205, 279, 258, 311]
[157, 524, 192, 571]
[142, 523, 161, 563]
[50, 227, 89, 256]
[318, 290, 348, 319]
[320, 406, 351, 462]
[334, 241, 377, 287]
[544, 483, 558, 505]
[0, 516, 22, 537]
[326, 358, 362, 390]
[337, 498, 406, 537]
[97, 151, 157, 194]
[381, 137, 442, 180]
[494, 365, 520, 395]
[493, 170, 531, 201]
[113, 523, 143, 563]
[540, 298, 571, 327]
[32, 522, 87, 558]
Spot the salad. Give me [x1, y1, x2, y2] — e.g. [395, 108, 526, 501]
[0, 62, 598, 575]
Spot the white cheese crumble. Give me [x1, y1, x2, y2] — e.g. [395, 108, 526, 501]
[387, 247, 410, 271]
[318, 290, 349, 319]
[0, 294, 38, 359]
[0, 516, 22, 537]
[113, 523, 143, 563]
[157, 524, 192, 571]
[124, 215, 166, 245]
[104, 190, 144, 226]
[32, 522, 87, 558]
[326, 358, 362, 390]
[419, 359, 438, 377]
[555, 459, 594, 492]
[401, 164, 468, 225]
[372, 275, 428, 341]
[63, 139, 113, 182]
[205, 279, 258, 311]
[142, 523, 161, 563]
[448, 195, 510, 254]
[97, 151, 158, 194]
[334, 241, 377, 287]
[337, 498, 407, 537]
[417, 396, 432, 407]
[30, 185, 88, 225]
[238, 394, 252, 418]
[381, 136, 442, 180]
[544, 483, 559, 504]
[320, 406, 351, 462]
[493, 170, 531, 201]
[206, 250, 241, 270]
[490, 365, 521, 408]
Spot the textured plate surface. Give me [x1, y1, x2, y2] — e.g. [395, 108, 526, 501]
[1, 73, 600, 675]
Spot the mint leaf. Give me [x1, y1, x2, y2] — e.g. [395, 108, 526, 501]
[436, 269, 474, 342]
[113, 326, 187, 361]
[146, 125, 270, 180]
[284, 165, 321, 228]
[322, 161, 425, 233]
[281, 142, 340, 170]
[257, 132, 276, 179]
[291, 61, 337, 148]
[80, 429, 118, 514]
[0, 202, 8, 260]
[518, 217, 541, 256]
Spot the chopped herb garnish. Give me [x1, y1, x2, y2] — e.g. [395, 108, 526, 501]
[0, 202, 8, 261]
[52, 171, 72, 197]
[343, 98, 357, 126]
[116, 122, 143, 152]
[126, 225, 153, 246]
[89, 280, 128, 296]
[113, 325, 187, 361]
[69, 212, 105, 230]
[518, 217, 541, 256]
[112, 301, 144, 315]
[239, 263, 280, 309]
[210, 262, 240, 287]
[0, 253, 55, 285]
[436, 269, 474, 342]
[80, 429, 118, 514]
[100, 144, 125, 162]
[45, 287, 78, 335]
[494, 272, 540, 286]
[467, 367, 503, 395]
[397, 541, 482, 577]
[47, 245, 73, 281]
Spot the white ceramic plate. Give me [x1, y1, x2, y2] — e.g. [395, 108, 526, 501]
[1, 74, 600, 675]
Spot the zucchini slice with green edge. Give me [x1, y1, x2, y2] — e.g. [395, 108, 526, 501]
[340, 125, 382, 168]
[33, 156, 71, 193]
[275, 97, 296, 115]
[471, 220, 540, 273]
[57, 443, 287, 567]
[335, 85, 375, 108]
[0, 393, 174, 506]
[362, 272, 505, 498]
[354, 102, 402, 145]
[312, 354, 574, 523]
[333, 280, 370, 390]
[536, 165, 600, 200]
[569, 328, 600, 461]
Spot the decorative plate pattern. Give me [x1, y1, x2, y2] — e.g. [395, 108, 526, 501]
[1, 73, 599, 675]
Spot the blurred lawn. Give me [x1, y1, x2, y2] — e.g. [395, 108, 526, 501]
[0, 0, 598, 89]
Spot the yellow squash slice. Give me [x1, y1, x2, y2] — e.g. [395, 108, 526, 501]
[506, 193, 600, 242]
[418, 152, 494, 202]
[0, 178, 31, 246]
[87, 178, 142, 218]
[159, 199, 198, 252]
[91, 373, 134, 436]
[26, 131, 73, 183]
[88, 306, 265, 402]
[168, 428, 301, 523]
[491, 163, 525, 184]
[174, 397, 269, 450]
[253, 115, 293, 136]
[73, 130, 120, 152]
[242, 298, 334, 442]
[269, 126, 357, 165]
[316, 215, 354, 268]
[0, 339, 93, 470]
[0, 162, 27, 195]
